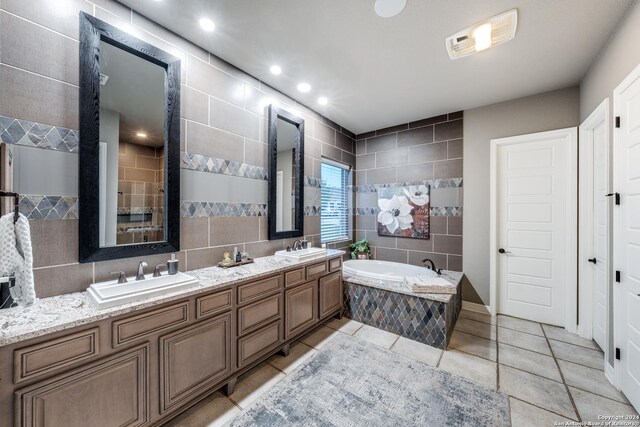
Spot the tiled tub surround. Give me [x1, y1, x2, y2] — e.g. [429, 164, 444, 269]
[0, 249, 344, 346]
[0, 0, 356, 299]
[343, 270, 463, 349]
[354, 112, 463, 272]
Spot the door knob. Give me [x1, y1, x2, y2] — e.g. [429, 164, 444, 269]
[498, 248, 511, 254]
[588, 258, 597, 264]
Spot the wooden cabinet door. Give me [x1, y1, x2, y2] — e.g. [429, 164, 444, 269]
[285, 281, 318, 339]
[159, 313, 232, 413]
[15, 345, 148, 427]
[319, 273, 342, 319]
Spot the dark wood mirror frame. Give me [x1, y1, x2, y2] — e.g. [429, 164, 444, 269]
[267, 105, 304, 240]
[78, 12, 181, 263]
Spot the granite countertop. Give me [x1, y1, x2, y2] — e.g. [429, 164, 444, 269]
[0, 250, 344, 347]
[342, 270, 463, 303]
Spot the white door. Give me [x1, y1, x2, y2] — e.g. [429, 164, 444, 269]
[494, 129, 577, 326]
[592, 120, 609, 350]
[614, 64, 640, 410]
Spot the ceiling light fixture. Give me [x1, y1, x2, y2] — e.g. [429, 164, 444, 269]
[445, 9, 517, 60]
[136, 132, 147, 138]
[270, 65, 282, 75]
[297, 83, 311, 93]
[473, 23, 492, 52]
[199, 18, 215, 32]
[318, 97, 328, 105]
[374, 0, 406, 18]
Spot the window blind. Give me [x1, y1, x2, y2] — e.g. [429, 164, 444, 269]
[321, 162, 350, 243]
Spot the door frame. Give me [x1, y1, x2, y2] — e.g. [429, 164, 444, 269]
[578, 98, 610, 345]
[489, 128, 578, 332]
[612, 62, 640, 393]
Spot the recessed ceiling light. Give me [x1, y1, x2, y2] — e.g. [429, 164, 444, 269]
[318, 97, 328, 105]
[374, 0, 406, 18]
[199, 18, 215, 32]
[297, 83, 311, 93]
[270, 65, 282, 75]
[136, 132, 147, 138]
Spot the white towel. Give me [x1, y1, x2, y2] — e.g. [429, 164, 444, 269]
[0, 212, 36, 306]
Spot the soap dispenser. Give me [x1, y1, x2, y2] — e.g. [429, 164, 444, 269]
[167, 254, 178, 275]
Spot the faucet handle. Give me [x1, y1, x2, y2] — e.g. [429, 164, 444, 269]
[153, 264, 166, 277]
[109, 271, 128, 284]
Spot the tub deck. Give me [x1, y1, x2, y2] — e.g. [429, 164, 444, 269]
[342, 270, 463, 350]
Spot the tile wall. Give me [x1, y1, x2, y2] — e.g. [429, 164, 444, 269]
[354, 113, 463, 271]
[0, 0, 355, 298]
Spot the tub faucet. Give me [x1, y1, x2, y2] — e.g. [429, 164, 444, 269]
[422, 258, 442, 275]
[136, 261, 148, 281]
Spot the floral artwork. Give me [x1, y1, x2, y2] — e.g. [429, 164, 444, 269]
[377, 185, 430, 239]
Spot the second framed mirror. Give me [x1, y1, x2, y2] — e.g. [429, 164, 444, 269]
[268, 105, 304, 240]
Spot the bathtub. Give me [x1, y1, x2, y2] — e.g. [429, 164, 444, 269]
[342, 259, 437, 283]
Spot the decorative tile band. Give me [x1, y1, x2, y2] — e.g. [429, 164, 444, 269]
[181, 152, 268, 180]
[354, 206, 463, 217]
[180, 201, 267, 217]
[117, 207, 162, 215]
[353, 178, 463, 193]
[304, 176, 322, 188]
[304, 205, 322, 216]
[0, 115, 79, 153]
[18, 195, 78, 220]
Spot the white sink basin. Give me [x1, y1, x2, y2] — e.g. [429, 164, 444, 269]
[274, 247, 327, 262]
[87, 272, 199, 309]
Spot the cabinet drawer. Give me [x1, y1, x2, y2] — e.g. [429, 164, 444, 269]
[14, 327, 100, 384]
[113, 301, 189, 348]
[305, 261, 327, 280]
[237, 320, 282, 367]
[237, 275, 282, 304]
[238, 294, 281, 336]
[328, 257, 342, 272]
[284, 268, 305, 288]
[196, 289, 232, 319]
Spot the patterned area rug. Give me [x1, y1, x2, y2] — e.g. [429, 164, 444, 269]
[227, 334, 510, 426]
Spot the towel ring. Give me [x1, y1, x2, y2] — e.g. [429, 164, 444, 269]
[0, 191, 20, 223]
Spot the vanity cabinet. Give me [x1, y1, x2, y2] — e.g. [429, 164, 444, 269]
[285, 280, 318, 339]
[319, 272, 343, 319]
[15, 345, 149, 427]
[2, 255, 343, 427]
[159, 313, 232, 413]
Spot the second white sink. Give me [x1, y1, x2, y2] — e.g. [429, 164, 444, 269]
[87, 271, 199, 309]
[274, 247, 327, 262]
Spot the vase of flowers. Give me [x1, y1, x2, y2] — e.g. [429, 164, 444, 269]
[350, 239, 371, 260]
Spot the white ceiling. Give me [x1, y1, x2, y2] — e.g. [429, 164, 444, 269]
[118, 0, 634, 134]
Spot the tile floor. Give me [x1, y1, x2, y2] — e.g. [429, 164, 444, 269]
[167, 311, 639, 426]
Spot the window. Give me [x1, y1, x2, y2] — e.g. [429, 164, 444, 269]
[321, 161, 351, 243]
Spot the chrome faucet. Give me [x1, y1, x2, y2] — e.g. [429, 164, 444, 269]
[422, 258, 442, 275]
[136, 261, 148, 281]
[292, 240, 303, 251]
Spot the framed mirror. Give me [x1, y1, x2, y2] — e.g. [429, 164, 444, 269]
[268, 106, 304, 240]
[78, 12, 181, 263]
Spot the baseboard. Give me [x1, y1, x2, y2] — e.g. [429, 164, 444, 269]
[461, 301, 491, 314]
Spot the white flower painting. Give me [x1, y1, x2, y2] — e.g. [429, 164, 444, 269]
[377, 185, 430, 239]
[377, 195, 413, 233]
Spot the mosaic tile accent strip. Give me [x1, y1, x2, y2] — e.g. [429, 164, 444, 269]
[117, 207, 162, 215]
[353, 178, 463, 193]
[304, 176, 322, 188]
[18, 195, 78, 220]
[180, 201, 267, 217]
[181, 152, 268, 180]
[304, 205, 321, 216]
[354, 206, 462, 217]
[343, 280, 461, 350]
[117, 225, 163, 234]
[0, 115, 79, 153]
